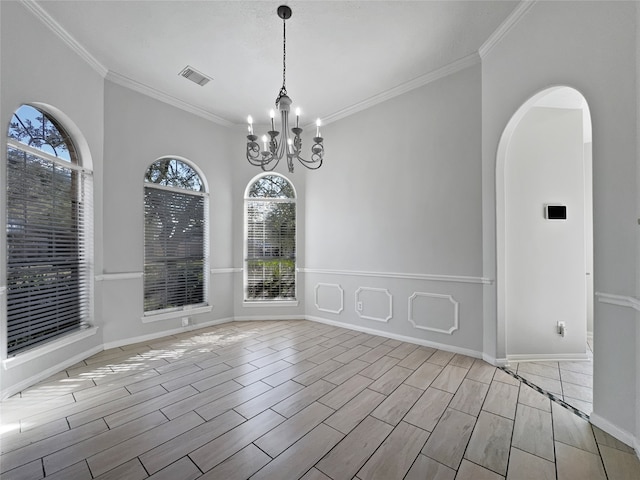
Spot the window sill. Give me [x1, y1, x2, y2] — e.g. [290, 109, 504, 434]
[142, 305, 213, 323]
[243, 300, 299, 308]
[3, 326, 99, 370]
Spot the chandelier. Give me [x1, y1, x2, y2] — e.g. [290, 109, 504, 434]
[246, 5, 324, 173]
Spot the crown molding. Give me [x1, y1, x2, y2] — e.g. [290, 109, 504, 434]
[105, 71, 235, 127]
[479, 1, 537, 58]
[20, 0, 108, 77]
[320, 53, 480, 126]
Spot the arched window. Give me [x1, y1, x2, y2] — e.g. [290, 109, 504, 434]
[244, 174, 296, 301]
[144, 158, 207, 313]
[6, 105, 92, 355]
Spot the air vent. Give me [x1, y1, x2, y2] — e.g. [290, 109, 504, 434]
[178, 65, 212, 86]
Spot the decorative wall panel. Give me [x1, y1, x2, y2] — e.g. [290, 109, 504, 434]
[355, 287, 393, 322]
[408, 292, 459, 334]
[314, 283, 344, 314]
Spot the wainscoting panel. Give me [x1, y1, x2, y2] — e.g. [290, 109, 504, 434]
[408, 292, 459, 334]
[355, 287, 392, 322]
[314, 283, 344, 314]
[303, 269, 483, 353]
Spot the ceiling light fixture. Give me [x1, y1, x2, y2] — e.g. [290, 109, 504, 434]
[246, 5, 324, 172]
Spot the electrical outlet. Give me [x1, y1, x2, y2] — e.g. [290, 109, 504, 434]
[182, 317, 189, 327]
[557, 321, 566, 337]
[357, 302, 363, 311]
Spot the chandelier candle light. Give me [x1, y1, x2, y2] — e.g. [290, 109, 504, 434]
[246, 5, 324, 172]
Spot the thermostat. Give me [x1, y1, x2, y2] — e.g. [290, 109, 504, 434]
[545, 204, 567, 220]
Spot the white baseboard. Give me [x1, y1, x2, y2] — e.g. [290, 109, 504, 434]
[234, 315, 306, 322]
[305, 315, 483, 360]
[507, 353, 590, 363]
[483, 353, 508, 367]
[1, 344, 103, 400]
[590, 412, 638, 458]
[103, 317, 233, 350]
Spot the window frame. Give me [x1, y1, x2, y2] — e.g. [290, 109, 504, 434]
[243, 172, 298, 305]
[142, 156, 209, 319]
[4, 104, 94, 358]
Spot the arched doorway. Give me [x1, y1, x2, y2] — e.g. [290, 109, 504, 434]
[496, 86, 594, 413]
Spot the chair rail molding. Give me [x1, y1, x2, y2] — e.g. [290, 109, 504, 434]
[301, 268, 492, 285]
[595, 292, 640, 312]
[95, 272, 143, 282]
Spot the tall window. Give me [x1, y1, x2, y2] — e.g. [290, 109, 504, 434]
[6, 105, 92, 356]
[144, 158, 207, 313]
[245, 174, 296, 301]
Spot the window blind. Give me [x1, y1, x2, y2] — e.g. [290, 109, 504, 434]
[6, 146, 92, 355]
[144, 186, 206, 312]
[246, 199, 296, 300]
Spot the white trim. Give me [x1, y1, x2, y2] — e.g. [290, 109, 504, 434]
[595, 292, 640, 312]
[320, 53, 480, 126]
[590, 412, 637, 455]
[408, 292, 459, 335]
[211, 268, 242, 275]
[2, 327, 99, 370]
[142, 305, 213, 323]
[300, 268, 492, 285]
[6, 139, 90, 173]
[305, 315, 482, 360]
[144, 182, 208, 197]
[315, 283, 344, 315]
[106, 71, 234, 127]
[355, 287, 392, 322]
[1, 344, 103, 400]
[234, 315, 305, 322]
[19, 0, 108, 77]
[242, 301, 299, 308]
[506, 353, 590, 363]
[482, 353, 509, 367]
[479, 1, 537, 58]
[95, 272, 143, 282]
[103, 317, 232, 350]
[0, 286, 6, 295]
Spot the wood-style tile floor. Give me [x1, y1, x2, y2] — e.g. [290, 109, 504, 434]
[508, 339, 594, 416]
[1, 320, 639, 479]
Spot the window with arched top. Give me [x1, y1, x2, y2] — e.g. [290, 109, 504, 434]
[244, 173, 296, 301]
[6, 104, 93, 355]
[144, 158, 208, 313]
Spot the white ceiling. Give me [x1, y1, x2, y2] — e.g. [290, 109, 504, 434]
[34, 1, 520, 126]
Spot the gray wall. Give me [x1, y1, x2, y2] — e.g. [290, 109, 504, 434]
[304, 65, 484, 355]
[481, 0, 637, 444]
[101, 81, 236, 345]
[0, 1, 105, 394]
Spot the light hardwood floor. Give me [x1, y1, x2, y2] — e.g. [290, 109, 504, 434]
[1, 320, 638, 479]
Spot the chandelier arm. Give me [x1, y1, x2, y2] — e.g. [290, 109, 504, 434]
[246, 136, 282, 171]
[293, 154, 324, 170]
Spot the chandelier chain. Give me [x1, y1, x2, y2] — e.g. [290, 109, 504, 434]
[276, 16, 288, 105]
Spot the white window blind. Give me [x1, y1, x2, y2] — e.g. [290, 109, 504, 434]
[144, 159, 207, 313]
[6, 105, 92, 356]
[245, 174, 296, 300]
